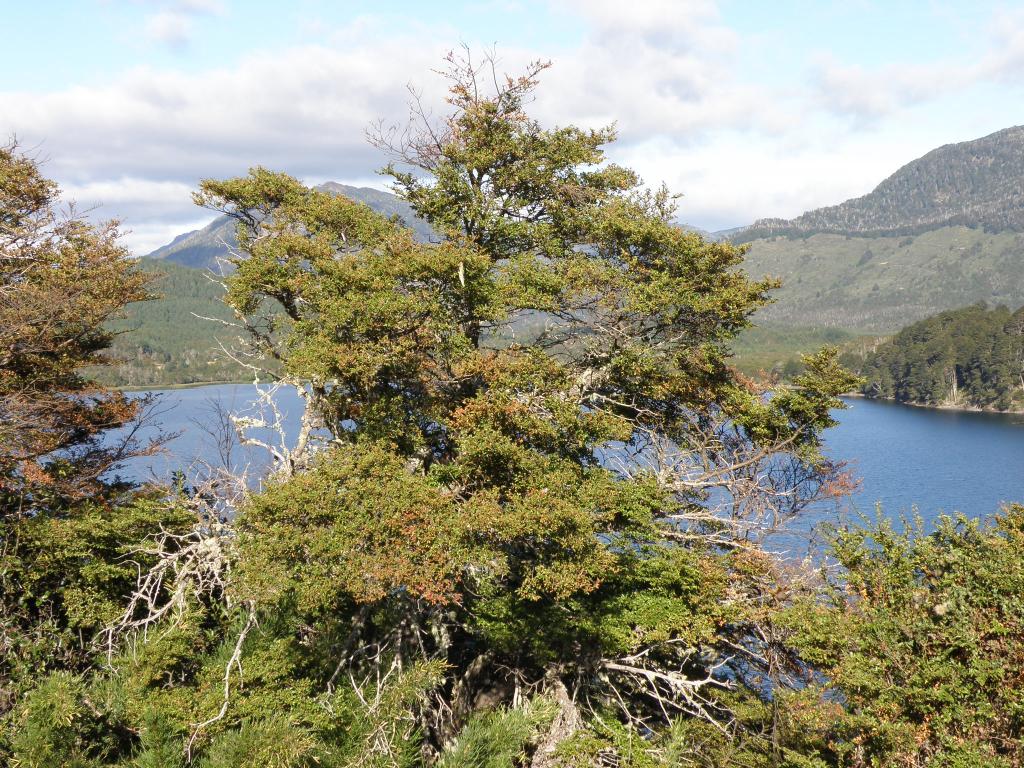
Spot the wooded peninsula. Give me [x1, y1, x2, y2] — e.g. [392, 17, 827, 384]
[860, 302, 1024, 411]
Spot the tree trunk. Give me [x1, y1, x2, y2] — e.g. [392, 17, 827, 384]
[530, 676, 582, 768]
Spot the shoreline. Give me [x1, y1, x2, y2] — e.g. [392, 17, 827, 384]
[114, 379, 249, 392]
[109, 382, 1024, 417]
[842, 391, 1024, 416]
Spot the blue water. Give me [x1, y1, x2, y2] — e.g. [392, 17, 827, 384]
[118, 385, 1024, 524]
[117, 384, 307, 483]
[827, 396, 1024, 520]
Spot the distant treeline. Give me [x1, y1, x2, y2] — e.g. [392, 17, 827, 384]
[860, 302, 1024, 410]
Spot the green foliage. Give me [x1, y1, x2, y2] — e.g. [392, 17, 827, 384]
[783, 506, 1024, 766]
[149, 183, 434, 272]
[8, 672, 105, 768]
[0, 498, 194, 761]
[436, 700, 554, 768]
[237, 444, 469, 609]
[859, 302, 1024, 409]
[197, 717, 316, 768]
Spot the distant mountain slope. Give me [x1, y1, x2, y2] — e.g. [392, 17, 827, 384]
[148, 182, 434, 270]
[737, 125, 1024, 241]
[90, 258, 250, 387]
[741, 227, 1024, 332]
[732, 126, 1024, 332]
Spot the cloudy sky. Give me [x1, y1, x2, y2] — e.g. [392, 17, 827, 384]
[3, 0, 1024, 253]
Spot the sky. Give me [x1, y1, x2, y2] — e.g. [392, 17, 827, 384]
[3, 0, 1023, 254]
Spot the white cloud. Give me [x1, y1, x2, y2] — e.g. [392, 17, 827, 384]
[176, 0, 225, 12]
[810, 55, 971, 123]
[1, 38, 450, 252]
[144, 10, 192, 46]
[538, 0, 797, 138]
[981, 7, 1024, 83]
[808, 8, 1024, 125]
[60, 178, 195, 217]
[4, 1, 1024, 255]
[142, 0, 226, 48]
[616, 129, 924, 231]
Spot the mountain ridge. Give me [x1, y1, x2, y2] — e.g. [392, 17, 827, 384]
[137, 125, 1024, 346]
[734, 125, 1024, 242]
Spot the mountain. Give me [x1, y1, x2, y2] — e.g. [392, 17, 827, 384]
[737, 126, 1024, 241]
[733, 126, 1024, 332]
[147, 182, 434, 270]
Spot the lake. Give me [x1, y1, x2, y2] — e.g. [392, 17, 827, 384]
[824, 396, 1024, 519]
[118, 384, 1024, 526]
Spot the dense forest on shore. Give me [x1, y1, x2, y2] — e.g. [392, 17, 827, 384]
[4, 56, 1024, 767]
[860, 302, 1024, 410]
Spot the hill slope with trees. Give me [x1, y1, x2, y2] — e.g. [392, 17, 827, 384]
[859, 302, 1024, 410]
[741, 226, 1024, 331]
[734, 125, 1024, 332]
[739, 125, 1024, 240]
[89, 258, 250, 387]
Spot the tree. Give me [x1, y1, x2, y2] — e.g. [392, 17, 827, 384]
[0, 142, 154, 504]
[0, 144, 181, 747]
[164, 52, 861, 764]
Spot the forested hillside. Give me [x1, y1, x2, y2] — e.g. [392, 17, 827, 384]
[90, 258, 250, 387]
[859, 302, 1024, 410]
[728, 126, 1024, 332]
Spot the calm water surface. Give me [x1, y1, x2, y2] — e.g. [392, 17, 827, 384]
[121, 385, 1024, 525]
[826, 396, 1024, 519]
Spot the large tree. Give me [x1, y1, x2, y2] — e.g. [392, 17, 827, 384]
[152, 52, 859, 764]
[0, 143, 154, 504]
